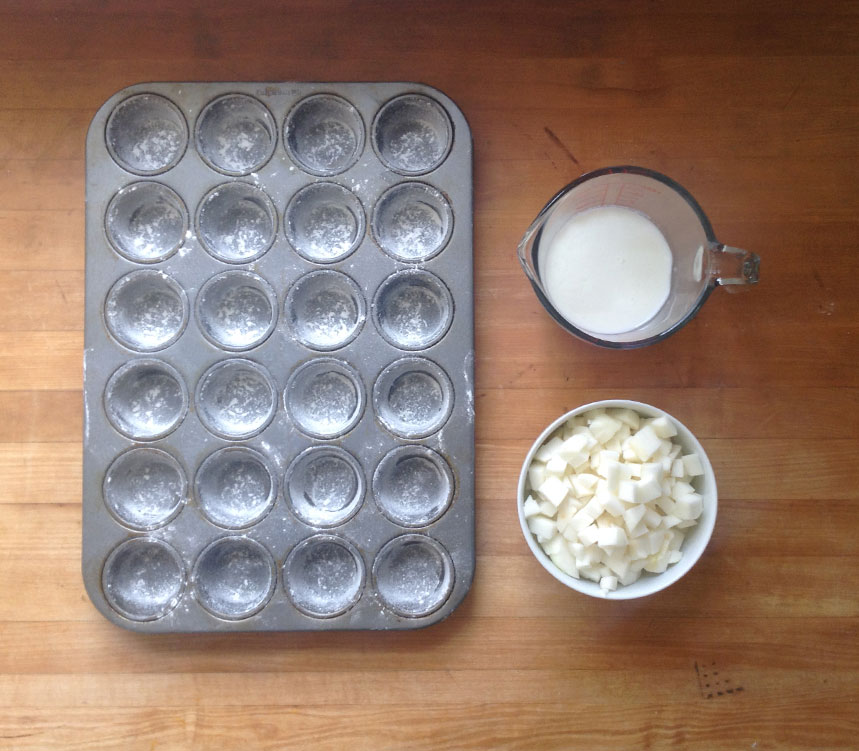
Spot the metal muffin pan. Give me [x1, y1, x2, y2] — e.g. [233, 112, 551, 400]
[83, 82, 474, 632]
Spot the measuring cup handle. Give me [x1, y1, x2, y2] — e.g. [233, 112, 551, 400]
[709, 244, 760, 289]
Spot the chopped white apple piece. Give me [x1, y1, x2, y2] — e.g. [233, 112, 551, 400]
[581, 495, 605, 519]
[538, 475, 568, 507]
[650, 415, 678, 438]
[589, 413, 623, 444]
[545, 454, 567, 476]
[543, 534, 565, 556]
[671, 481, 696, 500]
[637, 476, 663, 503]
[618, 480, 637, 503]
[671, 458, 685, 478]
[550, 545, 579, 577]
[623, 504, 647, 532]
[528, 514, 556, 542]
[596, 450, 620, 477]
[682, 453, 705, 477]
[555, 434, 588, 468]
[610, 408, 640, 429]
[522, 495, 542, 519]
[538, 499, 557, 518]
[572, 472, 599, 497]
[577, 525, 600, 548]
[674, 493, 703, 521]
[600, 575, 618, 592]
[600, 491, 626, 518]
[628, 424, 662, 461]
[597, 526, 628, 550]
[534, 436, 563, 462]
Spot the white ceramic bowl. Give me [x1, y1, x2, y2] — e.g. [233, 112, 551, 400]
[517, 400, 717, 599]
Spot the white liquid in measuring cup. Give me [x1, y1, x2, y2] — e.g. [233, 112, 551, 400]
[539, 205, 673, 335]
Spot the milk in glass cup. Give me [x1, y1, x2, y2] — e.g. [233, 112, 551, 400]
[517, 166, 760, 348]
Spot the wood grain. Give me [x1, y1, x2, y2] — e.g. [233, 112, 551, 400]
[1, 1, 857, 749]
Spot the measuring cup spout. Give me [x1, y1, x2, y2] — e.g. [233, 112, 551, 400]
[709, 244, 761, 288]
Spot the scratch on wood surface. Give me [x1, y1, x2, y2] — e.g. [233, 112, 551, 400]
[543, 127, 580, 167]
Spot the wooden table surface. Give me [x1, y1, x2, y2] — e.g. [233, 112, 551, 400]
[1, 1, 857, 749]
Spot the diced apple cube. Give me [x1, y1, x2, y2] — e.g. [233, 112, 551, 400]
[550, 545, 579, 577]
[606, 551, 631, 578]
[543, 534, 565, 556]
[674, 493, 703, 521]
[582, 495, 605, 519]
[556, 498, 575, 529]
[589, 414, 623, 444]
[596, 450, 620, 478]
[629, 424, 662, 461]
[627, 537, 647, 560]
[646, 530, 667, 555]
[604, 461, 624, 494]
[661, 514, 682, 529]
[600, 575, 618, 592]
[546, 454, 567, 476]
[556, 435, 589, 468]
[572, 473, 599, 498]
[522, 495, 541, 519]
[671, 481, 696, 501]
[604, 437, 623, 453]
[601, 492, 626, 518]
[650, 415, 678, 438]
[655, 439, 673, 459]
[619, 568, 643, 586]
[534, 436, 564, 462]
[528, 462, 547, 491]
[644, 552, 669, 574]
[527, 515, 556, 542]
[671, 459, 685, 478]
[569, 509, 595, 533]
[618, 480, 638, 503]
[570, 427, 599, 450]
[637, 476, 663, 503]
[623, 504, 647, 531]
[610, 408, 640, 429]
[577, 542, 601, 565]
[644, 507, 663, 528]
[655, 495, 675, 515]
[682, 453, 705, 477]
[597, 526, 628, 550]
[538, 475, 568, 507]
[667, 529, 684, 550]
[668, 550, 683, 564]
[538, 499, 557, 518]
[641, 462, 663, 483]
[669, 443, 682, 461]
[577, 525, 600, 548]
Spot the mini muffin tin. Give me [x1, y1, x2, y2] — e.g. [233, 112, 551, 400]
[83, 82, 474, 632]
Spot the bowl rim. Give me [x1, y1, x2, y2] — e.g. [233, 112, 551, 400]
[516, 399, 718, 600]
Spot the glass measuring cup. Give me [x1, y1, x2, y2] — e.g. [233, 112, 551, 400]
[517, 166, 760, 348]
